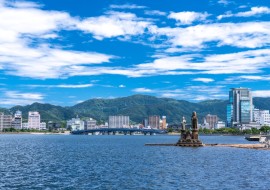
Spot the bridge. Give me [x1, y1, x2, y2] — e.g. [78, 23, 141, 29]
[71, 128, 167, 135]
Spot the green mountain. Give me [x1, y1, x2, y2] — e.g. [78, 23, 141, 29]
[71, 95, 228, 123]
[9, 103, 75, 122]
[2, 95, 270, 124]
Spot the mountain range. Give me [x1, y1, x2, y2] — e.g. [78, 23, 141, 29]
[2, 95, 270, 124]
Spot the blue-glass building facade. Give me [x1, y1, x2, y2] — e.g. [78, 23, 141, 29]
[226, 88, 253, 127]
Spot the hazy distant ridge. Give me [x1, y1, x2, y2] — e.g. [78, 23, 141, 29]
[2, 95, 270, 124]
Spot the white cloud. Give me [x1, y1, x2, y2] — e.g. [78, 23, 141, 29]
[218, 6, 270, 19]
[119, 84, 126, 88]
[27, 84, 94, 88]
[193, 78, 214, 83]
[132, 86, 226, 101]
[0, 91, 44, 106]
[136, 49, 270, 75]
[239, 76, 264, 80]
[76, 11, 151, 40]
[7, 1, 42, 8]
[150, 22, 270, 48]
[0, 1, 115, 79]
[217, 0, 231, 6]
[253, 90, 270, 97]
[133, 88, 154, 93]
[110, 4, 146, 9]
[236, 6, 270, 17]
[168, 11, 209, 25]
[144, 10, 166, 16]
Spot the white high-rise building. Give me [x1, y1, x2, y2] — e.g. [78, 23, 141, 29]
[28, 112, 40, 130]
[254, 109, 270, 126]
[109, 116, 129, 128]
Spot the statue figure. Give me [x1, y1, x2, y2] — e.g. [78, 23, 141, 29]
[181, 116, 186, 130]
[191, 111, 198, 130]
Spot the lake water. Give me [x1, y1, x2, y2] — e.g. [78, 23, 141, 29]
[0, 135, 269, 190]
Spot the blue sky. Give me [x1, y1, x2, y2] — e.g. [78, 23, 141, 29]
[0, 0, 270, 107]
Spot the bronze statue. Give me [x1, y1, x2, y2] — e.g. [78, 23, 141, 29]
[191, 111, 198, 130]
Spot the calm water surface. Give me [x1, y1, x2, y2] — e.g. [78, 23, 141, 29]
[0, 135, 269, 190]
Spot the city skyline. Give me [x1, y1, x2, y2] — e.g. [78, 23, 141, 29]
[0, 0, 270, 107]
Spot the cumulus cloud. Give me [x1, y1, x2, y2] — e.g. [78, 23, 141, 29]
[150, 22, 270, 48]
[0, 2, 115, 79]
[168, 11, 209, 25]
[218, 6, 270, 19]
[76, 11, 151, 40]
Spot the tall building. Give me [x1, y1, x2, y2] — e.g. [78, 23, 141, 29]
[85, 118, 97, 130]
[12, 110, 22, 129]
[28, 111, 40, 130]
[148, 115, 160, 129]
[227, 88, 253, 127]
[205, 114, 218, 129]
[0, 113, 12, 131]
[161, 116, 167, 129]
[109, 116, 129, 128]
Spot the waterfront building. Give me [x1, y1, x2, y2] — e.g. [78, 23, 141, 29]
[215, 121, 226, 129]
[109, 116, 129, 128]
[85, 118, 97, 130]
[48, 121, 61, 130]
[67, 117, 85, 131]
[205, 114, 218, 129]
[226, 88, 253, 127]
[253, 109, 270, 126]
[40, 122, 47, 130]
[0, 113, 12, 131]
[28, 112, 40, 130]
[148, 115, 160, 129]
[22, 123, 28, 129]
[161, 116, 167, 130]
[201, 118, 210, 129]
[12, 110, 22, 129]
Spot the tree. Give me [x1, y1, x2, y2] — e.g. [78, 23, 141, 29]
[260, 126, 270, 134]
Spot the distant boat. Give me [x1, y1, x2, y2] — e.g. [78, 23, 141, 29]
[245, 135, 260, 141]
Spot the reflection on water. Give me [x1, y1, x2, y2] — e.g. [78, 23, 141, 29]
[0, 135, 269, 189]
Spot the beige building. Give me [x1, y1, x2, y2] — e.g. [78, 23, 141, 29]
[28, 112, 40, 130]
[205, 114, 218, 129]
[0, 113, 12, 131]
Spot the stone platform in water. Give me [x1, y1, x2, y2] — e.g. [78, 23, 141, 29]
[145, 143, 269, 150]
[175, 139, 203, 147]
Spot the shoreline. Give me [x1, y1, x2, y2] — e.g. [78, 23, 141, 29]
[0, 132, 70, 135]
